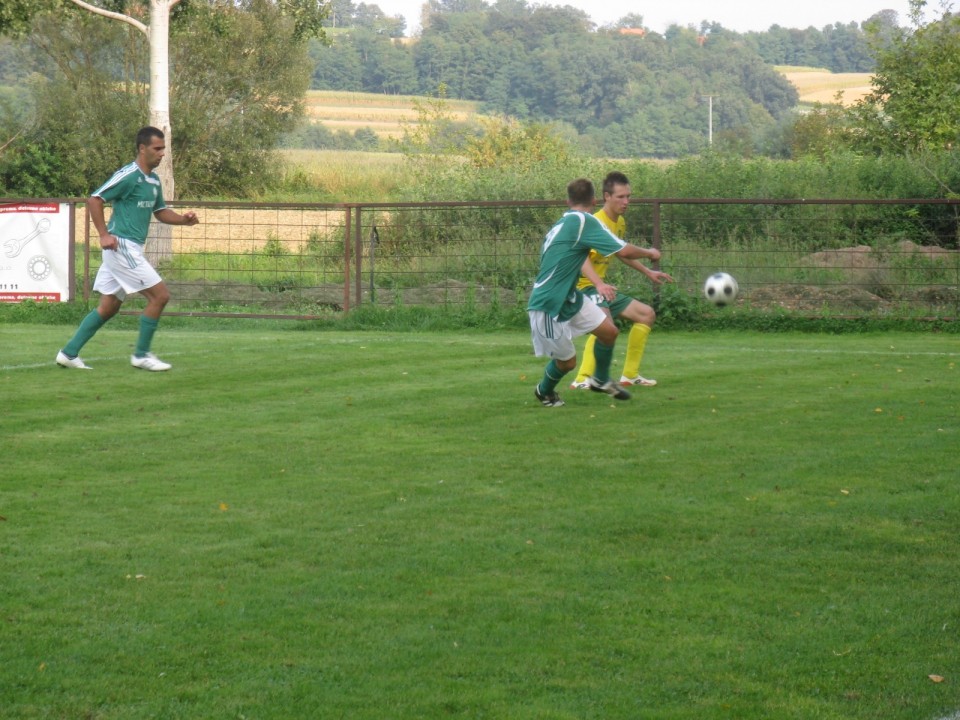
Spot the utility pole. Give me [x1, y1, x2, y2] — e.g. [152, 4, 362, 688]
[707, 95, 713, 145]
[701, 95, 717, 145]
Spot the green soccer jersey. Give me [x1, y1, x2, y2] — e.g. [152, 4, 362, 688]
[527, 210, 626, 320]
[92, 161, 167, 245]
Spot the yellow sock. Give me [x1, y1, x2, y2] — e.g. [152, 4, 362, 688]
[622, 323, 651, 379]
[573, 334, 597, 383]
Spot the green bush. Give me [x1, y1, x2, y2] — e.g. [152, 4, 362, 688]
[261, 234, 287, 257]
[0, 139, 67, 196]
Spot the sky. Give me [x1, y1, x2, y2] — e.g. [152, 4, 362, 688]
[376, 0, 919, 35]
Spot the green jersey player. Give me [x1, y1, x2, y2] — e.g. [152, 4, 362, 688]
[56, 126, 200, 372]
[527, 177, 661, 407]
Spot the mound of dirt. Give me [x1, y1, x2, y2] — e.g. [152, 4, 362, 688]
[750, 241, 957, 313]
[806, 241, 957, 272]
[893, 240, 956, 263]
[747, 284, 887, 312]
[806, 245, 876, 270]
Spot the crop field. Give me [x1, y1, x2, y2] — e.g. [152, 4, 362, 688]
[2, 324, 958, 719]
[300, 70, 872, 143]
[778, 66, 873, 106]
[303, 90, 483, 140]
[276, 147, 409, 200]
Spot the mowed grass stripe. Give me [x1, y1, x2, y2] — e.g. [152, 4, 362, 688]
[2, 325, 958, 719]
[5, 326, 957, 372]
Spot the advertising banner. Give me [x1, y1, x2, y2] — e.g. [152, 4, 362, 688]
[0, 202, 71, 303]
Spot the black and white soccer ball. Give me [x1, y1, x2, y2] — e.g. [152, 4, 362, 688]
[703, 272, 739, 306]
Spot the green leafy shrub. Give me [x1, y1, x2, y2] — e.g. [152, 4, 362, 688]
[261, 234, 286, 257]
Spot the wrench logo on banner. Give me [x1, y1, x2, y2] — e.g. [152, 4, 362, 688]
[4, 217, 51, 258]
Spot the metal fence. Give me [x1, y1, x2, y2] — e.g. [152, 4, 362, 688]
[47, 197, 960, 320]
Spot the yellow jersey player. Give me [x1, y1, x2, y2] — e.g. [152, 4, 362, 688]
[528, 178, 661, 407]
[570, 171, 673, 389]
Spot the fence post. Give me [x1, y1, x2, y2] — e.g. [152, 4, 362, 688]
[354, 207, 363, 309]
[82, 201, 91, 303]
[343, 206, 352, 312]
[651, 200, 662, 264]
[368, 222, 379, 304]
[67, 202, 76, 302]
[651, 200, 663, 306]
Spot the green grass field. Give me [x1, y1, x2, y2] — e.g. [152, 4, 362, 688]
[2, 323, 958, 719]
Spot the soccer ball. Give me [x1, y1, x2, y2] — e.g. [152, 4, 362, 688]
[703, 272, 739, 306]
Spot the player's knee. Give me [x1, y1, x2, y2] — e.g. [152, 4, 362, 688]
[629, 302, 655, 326]
[152, 286, 171, 307]
[557, 356, 577, 373]
[97, 296, 121, 320]
[595, 322, 619, 345]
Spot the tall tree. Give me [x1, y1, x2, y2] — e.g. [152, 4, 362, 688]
[68, 0, 181, 198]
[0, 0, 327, 199]
[310, 35, 363, 90]
[856, 0, 960, 153]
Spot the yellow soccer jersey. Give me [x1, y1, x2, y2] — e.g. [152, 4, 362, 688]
[575, 208, 626, 290]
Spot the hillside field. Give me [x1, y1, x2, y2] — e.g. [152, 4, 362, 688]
[302, 69, 873, 142]
[777, 66, 873, 106]
[304, 90, 482, 140]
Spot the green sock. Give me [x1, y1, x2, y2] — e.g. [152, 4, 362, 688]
[592, 340, 614, 383]
[63, 309, 107, 357]
[538, 359, 566, 394]
[135, 316, 160, 357]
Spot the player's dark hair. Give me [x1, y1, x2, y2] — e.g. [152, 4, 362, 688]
[567, 177, 595, 205]
[602, 171, 630, 197]
[136, 126, 164, 152]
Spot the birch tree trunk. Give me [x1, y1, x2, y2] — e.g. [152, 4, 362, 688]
[145, 0, 174, 263]
[68, 0, 179, 263]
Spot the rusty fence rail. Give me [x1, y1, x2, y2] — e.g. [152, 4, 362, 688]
[14, 197, 960, 320]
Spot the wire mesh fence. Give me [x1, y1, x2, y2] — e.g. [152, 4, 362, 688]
[54, 198, 960, 320]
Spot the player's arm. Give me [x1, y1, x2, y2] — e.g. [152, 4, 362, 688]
[616, 254, 675, 285]
[615, 243, 659, 261]
[86, 195, 117, 251]
[581, 257, 616, 302]
[614, 245, 673, 284]
[155, 208, 200, 226]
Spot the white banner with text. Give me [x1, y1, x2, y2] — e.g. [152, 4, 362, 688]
[0, 202, 71, 303]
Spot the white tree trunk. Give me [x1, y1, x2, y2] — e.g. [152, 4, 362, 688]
[68, 0, 179, 263]
[146, 0, 174, 263]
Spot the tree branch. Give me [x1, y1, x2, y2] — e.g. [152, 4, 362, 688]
[66, 0, 148, 36]
[0, 127, 26, 155]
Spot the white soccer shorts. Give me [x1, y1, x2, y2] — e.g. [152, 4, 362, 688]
[528, 296, 606, 360]
[93, 237, 163, 301]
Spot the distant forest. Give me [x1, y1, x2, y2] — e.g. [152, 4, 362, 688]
[308, 0, 898, 156]
[0, 0, 900, 159]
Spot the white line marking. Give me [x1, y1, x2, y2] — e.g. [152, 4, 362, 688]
[0, 333, 461, 372]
